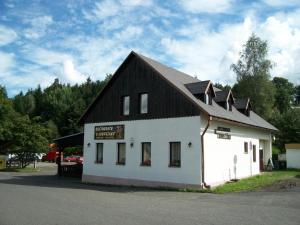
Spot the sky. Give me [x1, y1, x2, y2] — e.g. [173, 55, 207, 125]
[1, 0, 300, 96]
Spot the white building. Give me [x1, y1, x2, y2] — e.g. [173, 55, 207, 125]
[79, 51, 277, 188]
[286, 144, 300, 169]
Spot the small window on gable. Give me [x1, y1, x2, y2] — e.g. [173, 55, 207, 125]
[244, 142, 248, 154]
[122, 96, 130, 116]
[139, 93, 148, 114]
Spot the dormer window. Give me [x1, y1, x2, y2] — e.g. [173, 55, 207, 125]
[214, 90, 234, 111]
[185, 80, 215, 105]
[234, 98, 252, 116]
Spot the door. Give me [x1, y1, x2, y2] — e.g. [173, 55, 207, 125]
[259, 149, 264, 171]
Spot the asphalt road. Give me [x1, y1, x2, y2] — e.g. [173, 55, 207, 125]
[0, 167, 299, 225]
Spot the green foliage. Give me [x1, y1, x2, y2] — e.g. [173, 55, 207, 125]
[212, 170, 300, 193]
[64, 146, 83, 155]
[214, 83, 231, 91]
[231, 34, 275, 119]
[294, 85, 300, 105]
[13, 92, 36, 116]
[272, 77, 294, 113]
[271, 109, 300, 150]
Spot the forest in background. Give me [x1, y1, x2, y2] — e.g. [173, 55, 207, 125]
[0, 34, 299, 162]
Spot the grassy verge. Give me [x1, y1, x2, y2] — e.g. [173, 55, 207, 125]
[182, 170, 300, 194]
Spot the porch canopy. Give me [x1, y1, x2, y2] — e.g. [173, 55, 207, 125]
[54, 132, 84, 149]
[53, 132, 84, 176]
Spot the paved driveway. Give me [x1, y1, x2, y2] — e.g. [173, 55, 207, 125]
[0, 168, 299, 225]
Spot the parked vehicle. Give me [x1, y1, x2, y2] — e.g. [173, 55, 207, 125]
[42, 150, 58, 162]
[63, 155, 83, 164]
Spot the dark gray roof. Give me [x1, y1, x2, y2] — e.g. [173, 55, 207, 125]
[184, 81, 210, 95]
[137, 52, 277, 131]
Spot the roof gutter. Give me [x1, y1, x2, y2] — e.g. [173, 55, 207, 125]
[201, 115, 212, 189]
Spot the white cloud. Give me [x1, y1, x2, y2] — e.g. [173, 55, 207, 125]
[258, 16, 300, 83]
[0, 25, 18, 46]
[0, 51, 15, 77]
[23, 16, 53, 39]
[84, 0, 121, 21]
[21, 46, 88, 84]
[161, 17, 253, 84]
[114, 26, 143, 40]
[179, 0, 233, 13]
[63, 59, 86, 84]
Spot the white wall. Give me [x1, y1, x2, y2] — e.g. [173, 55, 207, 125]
[286, 149, 300, 169]
[83, 116, 202, 185]
[202, 119, 271, 186]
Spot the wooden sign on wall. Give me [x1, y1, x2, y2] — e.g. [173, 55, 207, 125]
[94, 125, 124, 140]
[214, 126, 231, 140]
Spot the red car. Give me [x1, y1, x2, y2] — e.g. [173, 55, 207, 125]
[64, 155, 83, 163]
[42, 150, 58, 162]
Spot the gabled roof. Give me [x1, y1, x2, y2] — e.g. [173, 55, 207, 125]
[79, 51, 277, 131]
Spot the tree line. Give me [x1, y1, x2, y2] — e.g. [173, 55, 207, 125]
[0, 75, 111, 164]
[0, 34, 299, 163]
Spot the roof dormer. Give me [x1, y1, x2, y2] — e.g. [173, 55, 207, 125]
[185, 80, 216, 105]
[234, 98, 252, 116]
[214, 90, 235, 111]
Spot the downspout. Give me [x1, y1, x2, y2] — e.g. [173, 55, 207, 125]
[201, 115, 212, 189]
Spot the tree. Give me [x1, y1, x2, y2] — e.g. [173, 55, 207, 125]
[13, 92, 36, 116]
[295, 85, 300, 105]
[231, 34, 275, 119]
[272, 109, 300, 150]
[9, 115, 49, 167]
[272, 77, 294, 113]
[214, 83, 231, 91]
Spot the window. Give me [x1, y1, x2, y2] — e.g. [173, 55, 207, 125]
[226, 102, 232, 111]
[169, 142, 181, 167]
[141, 142, 151, 166]
[95, 143, 103, 164]
[205, 93, 209, 104]
[122, 96, 130, 115]
[140, 93, 148, 114]
[244, 142, 248, 154]
[253, 145, 256, 162]
[117, 143, 126, 165]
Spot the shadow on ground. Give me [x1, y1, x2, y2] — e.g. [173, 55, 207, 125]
[0, 173, 176, 193]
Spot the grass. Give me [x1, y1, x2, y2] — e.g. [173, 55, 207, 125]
[192, 170, 300, 194]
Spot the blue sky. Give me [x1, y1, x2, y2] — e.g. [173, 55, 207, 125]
[1, 0, 300, 96]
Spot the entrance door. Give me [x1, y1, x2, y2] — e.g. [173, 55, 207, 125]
[259, 149, 264, 171]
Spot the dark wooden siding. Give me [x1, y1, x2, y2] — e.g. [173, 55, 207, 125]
[83, 56, 200, 123]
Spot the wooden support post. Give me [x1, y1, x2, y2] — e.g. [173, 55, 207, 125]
[57, 147, 62, 177]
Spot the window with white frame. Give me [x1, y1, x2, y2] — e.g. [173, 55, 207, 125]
[122, 96, 130, 115]
[141, 142, 151, 166]
[117, 143, 126, 165]
[169, 142, 181, 167]
[95, 143, 103, 164]
[140, 93, 148, 114]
